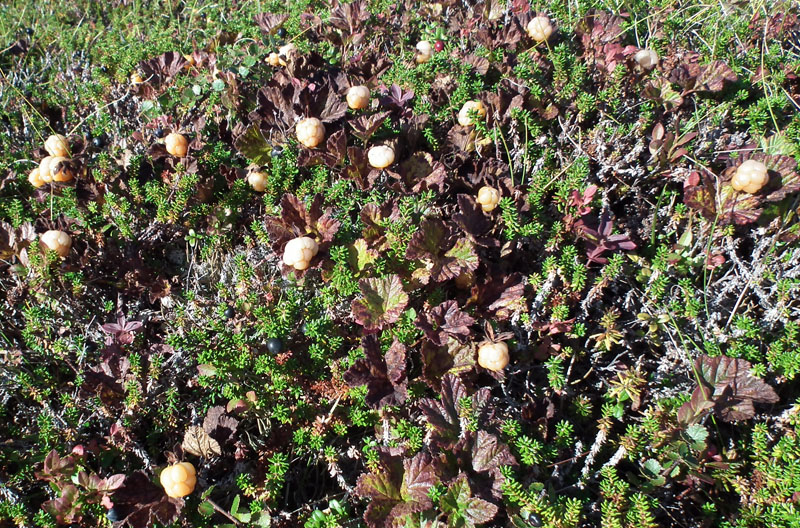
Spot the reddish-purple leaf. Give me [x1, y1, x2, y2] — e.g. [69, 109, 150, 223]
[343, 336, 407, 408]
[417, 300, 476, 346]
[254, 13, 289, 35]
[474, 272, 525, 320]
[418, 374, 468, 447]
[112, 471, 182, 528]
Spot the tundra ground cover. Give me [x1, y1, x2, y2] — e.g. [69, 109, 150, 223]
[1, 1, 800, 527]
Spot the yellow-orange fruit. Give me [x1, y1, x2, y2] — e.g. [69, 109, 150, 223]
[278, 43, 296, 66]
[49, 157, 74, 182]
[458, 100, 487, 127]
[39, 230, 72, 258]
[44, 134, 69, 157]
[346, 85, 370, 110]
[732, 159, 769, 194]
[296, 118, 325, 148]
[283, 236, 319, 271]
[159, 462, 197, 499]
[28, 168, 46, 188]
[634, 49, 659, 70]
[367, 145, 395, 169]
[477, 342, 509, 371]
[415, 41, 433, 64]
[476, 186, 501, 212]
[165, 133, 189, 157]
[248, 171, 268, 192]
[527, 16, 553, 43]
[38, 156, 55, 183]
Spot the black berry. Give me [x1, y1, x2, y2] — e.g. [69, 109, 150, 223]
[271, 147, 282, 157]
[25, 28, 34, 37]
[300, 322, 309, 335]
[224, 306, 235, 319]
[154, 127, 164, 138]
[276, 28, 287, 38]
[523, 512, 542, 527]
[267, 338, 283, 354]
[93, 136, 105, 148]
[106, 507, 122, 522]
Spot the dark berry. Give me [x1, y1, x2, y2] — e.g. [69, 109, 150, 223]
[25, 28, 34, 37]
[523, 512, 542, 527]
[300, 322, 309, 335]
[267, 338, 283, 354]
[154, 127, 165, 138]
[434, 40, 444, 52]
[93, 136, 105, 148]
[276, 28, 287, 38]
[271, 147, 282, 157]
[106, 507, 122, 522]
[224, 306, 235, 319]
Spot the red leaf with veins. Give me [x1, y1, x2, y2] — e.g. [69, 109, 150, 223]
[417, 300, 476, 346]
[343, 336, 407, 408]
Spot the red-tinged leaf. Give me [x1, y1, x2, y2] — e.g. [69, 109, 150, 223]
[401, 452, 437, 504]
[716, 184, 763, 225]
[112, 471, 182, 528]
[102, 474, 126, 492]
[694, 354, 779, 422]
[42, 484, 81, 524]
[354, 447, 403, 526]
[406, 219, 480, 283]
[471, 430, 516, 473]
[329, 0, 370, 32]
[744, 153, 800, 202]
[669, 53, 737, 93]
[421, 339, 476, 388]
[643, 78, 684, 111]
[355, 447, 438, 527]
[360, 201, 399, 248]
[351, 275, 409, 332]
[248, 75, 300, 128]
[343, 336, 407, 408]
[464, 54, 490, 75]
[138, 52, 187, 87]
[418, 374, 467, 447]
[203, 406, 239, 444]
[254, 13, 288, 35]
[356, 461, 403, 502]
[36, 449, 76, 482]
[263, 194, 341, 266]
[344, 146, 375, 190]
[453, 194, 494, 242]
[350, 111, 391, 143]
[696, 60, 738, 92]
[677, 384, 714, 425]
[346, 239, 379, 276]
[406, 218, 452, 261]
[440, 476, 498, 527]
[417, 300, 476, 346]
[473, 272, 525, 320]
